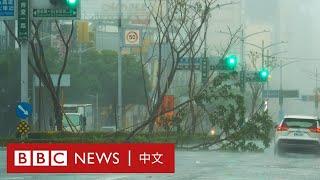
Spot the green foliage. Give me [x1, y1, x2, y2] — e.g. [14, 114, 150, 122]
[197, 72, 273, 152]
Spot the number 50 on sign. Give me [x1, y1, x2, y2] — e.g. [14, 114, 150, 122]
[124, 29, 141, 46]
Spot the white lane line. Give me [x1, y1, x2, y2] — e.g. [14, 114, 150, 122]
[0, 177, 29, 180]
[95, 176, 128, 180]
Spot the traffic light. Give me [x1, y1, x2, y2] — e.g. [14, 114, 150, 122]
[77, 21, 89, 43]
[258, 68, 270, 82]
[224, 54, 238, 70]
[65, 0, 79, 7]
[49, 0, 79, 8]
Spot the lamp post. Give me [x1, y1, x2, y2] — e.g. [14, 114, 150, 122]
[245, 40, 287, 68]
[117, 0, 123, 131]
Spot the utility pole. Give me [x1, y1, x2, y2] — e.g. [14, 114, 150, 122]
[240, 28, 245, 93]
[261, 40, 265, 105]
[96, 92, 99, 129]
[266, 50, 270, 102]
[279, 59, 284, 120]
[21, 41, 28, 103]
[117, 0, 123, 131]
[315, 68, 318, 116]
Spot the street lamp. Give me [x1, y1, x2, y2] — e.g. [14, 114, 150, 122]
[245, 40, 288, 68]
[216, 29, 270, 68]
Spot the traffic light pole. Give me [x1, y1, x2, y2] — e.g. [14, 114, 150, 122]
[315, 68, 318, 116]
[21, 41, 28, 103]
[261, 41, 265, 105]
[117, 0, 123, 131]
[279, 59, 284, 120]
[240, 29, 245, 93]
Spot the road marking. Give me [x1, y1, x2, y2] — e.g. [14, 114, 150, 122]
[0, 177, 30, 180]
[95, 176, 128, 180]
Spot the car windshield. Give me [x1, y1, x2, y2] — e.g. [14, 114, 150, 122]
[283, 118, 317, 129]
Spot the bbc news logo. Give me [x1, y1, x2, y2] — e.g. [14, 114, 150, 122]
[14, 150, 67, 167]
[7, 143, 175, 173]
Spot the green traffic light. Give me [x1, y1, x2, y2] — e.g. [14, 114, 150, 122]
[224, 54, 238, 70]
[65, 0, 78, 7]
[259, 68, 269, 82]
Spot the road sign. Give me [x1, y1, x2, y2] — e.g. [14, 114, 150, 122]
[177, 57, 201, 70]
[301, 95, 320, 101]
[16, 120, 31, 135]
[16, 102, 32, 119]
[262, 90, 299, 98]
[18, 0, 29, 40]
[30, 0, 80, 20]
[124, 29, 141, 46]
[282, 90, 299, 98]
[0, 0, 17, 20]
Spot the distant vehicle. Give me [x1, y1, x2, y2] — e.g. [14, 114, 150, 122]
[63, 104, 94, 131]
[274, 115, 320, 155]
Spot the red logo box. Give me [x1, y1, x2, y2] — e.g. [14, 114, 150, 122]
[7, 143, 175, 173]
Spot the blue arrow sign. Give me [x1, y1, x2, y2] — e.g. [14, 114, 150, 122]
[16, 102, 32, 119]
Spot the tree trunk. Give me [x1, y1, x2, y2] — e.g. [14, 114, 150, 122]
[189, 101, 196, 135]
[148, 115, 156, 134]
[54, 103, 63, 131]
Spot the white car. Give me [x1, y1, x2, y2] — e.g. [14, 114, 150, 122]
[274, 115, 320, 155]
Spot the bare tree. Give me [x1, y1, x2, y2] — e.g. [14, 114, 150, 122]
[127, 0, 239, 139]
[4, 20, 75, 131]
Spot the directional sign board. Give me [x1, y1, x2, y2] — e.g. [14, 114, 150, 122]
[124, 29, 141, 46]
[301, 95, 320, 101]
[30, 0, 80, 20]
[262, 90, 299, 98]
[0, 0, 17, 20]
[18, 0, 29, 40]
[16, 102, 32, 119]
[177, 57, 201, 70]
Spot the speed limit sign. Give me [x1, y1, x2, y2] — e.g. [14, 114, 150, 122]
[124, 29, 141, 46]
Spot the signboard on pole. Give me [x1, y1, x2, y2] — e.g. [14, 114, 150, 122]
[262, 90, 299, 98]
[18, 0, 29, 40]
[301, 95, 320, 101]
[177, 57, 201, 70]
[0, 0, 17, 20]
[30, 0, 80, 20]
[124, 29, 141, 46]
